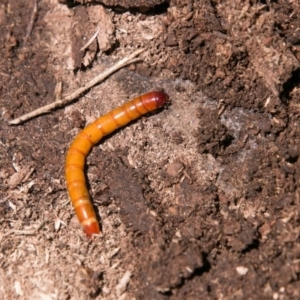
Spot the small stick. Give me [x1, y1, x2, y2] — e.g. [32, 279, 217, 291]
[1, 221, 45, 239]
[23, 0, 37, 47]
[9, 48, 145, 125]
[80, 26, 101, 52]
[0, 71, 10, 77]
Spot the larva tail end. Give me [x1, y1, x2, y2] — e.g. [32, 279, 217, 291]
[83, 222, 100, 238]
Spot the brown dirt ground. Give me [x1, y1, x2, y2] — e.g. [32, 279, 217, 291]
[1, 0, 300, 299]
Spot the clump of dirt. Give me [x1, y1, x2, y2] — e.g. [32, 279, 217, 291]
[71, 0, 168, 9]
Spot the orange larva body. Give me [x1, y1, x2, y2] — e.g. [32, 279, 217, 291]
[65, 91, 169, 237]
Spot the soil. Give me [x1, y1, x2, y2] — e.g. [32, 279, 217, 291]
[1, 0, 300, 299]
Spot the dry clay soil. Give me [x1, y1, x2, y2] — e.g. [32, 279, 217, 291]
[1, 0, 300, 299]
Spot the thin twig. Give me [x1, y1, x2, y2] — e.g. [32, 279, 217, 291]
[9, 48, 145, 125]
[23, 0, 37, 47]
[0, 71, 10, 77]
[80, 26, 101, 52]
[2, 221, 45, 239]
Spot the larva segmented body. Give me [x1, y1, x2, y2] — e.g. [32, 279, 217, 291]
[65, 91, 169, 237]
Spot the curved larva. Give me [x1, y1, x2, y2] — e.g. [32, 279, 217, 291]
[65, 91, 169, 237]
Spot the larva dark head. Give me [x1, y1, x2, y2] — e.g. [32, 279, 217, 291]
[141, 91, 169, 111]
[153, 91, 169, 108]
